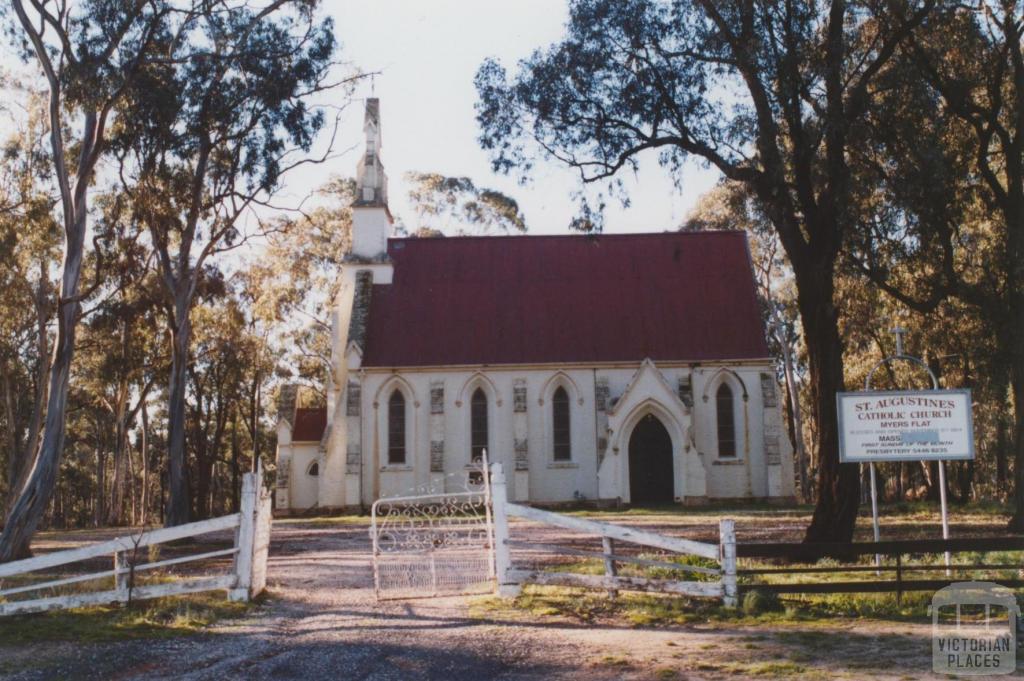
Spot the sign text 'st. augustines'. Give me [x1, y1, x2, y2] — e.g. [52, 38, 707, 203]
[838, 390, 974, 463]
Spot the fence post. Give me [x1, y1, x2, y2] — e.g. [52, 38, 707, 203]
[114, 551, 128, 597]
[602, 537, 618, 599]
[490, 462, 520, 597]
[229, 471, 257, 602]
[719, 518, 738, 608]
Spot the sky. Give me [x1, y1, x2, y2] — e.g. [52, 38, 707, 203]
[283, 0, 721, 235]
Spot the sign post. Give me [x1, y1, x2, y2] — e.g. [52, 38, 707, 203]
[838, 328, 974, 575]
[868, 459, 880, 571]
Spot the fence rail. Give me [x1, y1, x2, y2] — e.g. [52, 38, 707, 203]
[490, 463, 737, 605]
[0, 469, 271, 617]
[737, 535, 1024, 602]
[736, 536, 1024, 560]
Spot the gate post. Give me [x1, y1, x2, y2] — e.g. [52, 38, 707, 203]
[719, 518, 738, 608]
[230, 471, 257, 602]
[490, 463, 520, 597]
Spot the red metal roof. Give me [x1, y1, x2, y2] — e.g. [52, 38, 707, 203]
[362, 231, 769, 368]
[292, 407, 327, 442]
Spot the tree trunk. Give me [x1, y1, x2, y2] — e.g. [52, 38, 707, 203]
[194, 423, 211, 521]
[924, 461, 941, 502]
[127, 429, 137, 525]
[957, 460, 973, 502]
[249, 372, 261, 473]
[779, 334, 809, 501]
[0, 300, 79, 560]
[5, 263, 52, 518]
[231, 405, 240, 513]
[799, 264, 860, 545]
[107, 383, 129, 526]
[0, 112, 93, 560]
[1009, 373, 1024, 531]
[165, 295, 192, 527]
[2, 366, 22, 506]
[996, 410, 1009, 486]
[23, 259, 50, 480]
[140, 396, 150, 527]
[1007, 357, 1024, 531]
[1004, 175, 1024, 530]
[199, 395, 228, 520]
[94, 441, 106, 527]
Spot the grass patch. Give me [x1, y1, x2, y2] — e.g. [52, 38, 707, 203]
[593, 654, 631, 667]
[472, 585, 805, 627]
[472, 581, 981, 628]
[745, 660, 808, 677]
[0, 591, 258, 645]
[544, 553, 718, 582]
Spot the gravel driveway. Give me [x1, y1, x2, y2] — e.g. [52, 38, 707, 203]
[0, 518, 976, 680]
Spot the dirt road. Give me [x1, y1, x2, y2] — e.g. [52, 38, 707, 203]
[0, 519, 990, 680]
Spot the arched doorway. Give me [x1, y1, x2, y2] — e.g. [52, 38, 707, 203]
[628, 413, 674, 505]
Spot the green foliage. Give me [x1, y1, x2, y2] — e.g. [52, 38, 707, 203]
[406, 172, 526, 235]
[474, 0, 953, 540]
[742, 589, 782, 616]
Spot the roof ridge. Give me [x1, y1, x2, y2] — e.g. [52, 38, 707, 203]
[389, 230, 747, 244]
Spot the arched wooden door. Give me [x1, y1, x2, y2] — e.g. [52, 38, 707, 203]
[628, 413, 674, 505]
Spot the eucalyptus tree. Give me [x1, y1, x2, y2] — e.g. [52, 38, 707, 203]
[0, 0, 172, 561]
[683, 182, 809, 500]
[405, 172, 527, 234]
[76, 194, 164, 526]
[844, 2, 1024, 526]
[904, 2, 1024, 529]
[475, 0, 936, 543]
[0, 91, 59, 517]
[109, 1, 350, 525]
[249, 177, 353, 427]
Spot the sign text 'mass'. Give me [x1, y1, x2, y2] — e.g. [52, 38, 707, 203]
[837, 389, 974, 463]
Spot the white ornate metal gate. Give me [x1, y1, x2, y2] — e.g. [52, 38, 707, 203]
[370, 464, 495, 599]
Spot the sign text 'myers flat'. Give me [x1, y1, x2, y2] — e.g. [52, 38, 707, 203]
[837, 390, 974, 463]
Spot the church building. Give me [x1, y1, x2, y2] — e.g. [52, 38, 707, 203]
[274, 99, 795, 513]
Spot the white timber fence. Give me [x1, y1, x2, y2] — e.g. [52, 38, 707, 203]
[489, 463, 738, 607]
[0, 468, 272, 616]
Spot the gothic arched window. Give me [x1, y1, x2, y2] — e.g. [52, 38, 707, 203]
[388, 390, 406, 465]
[307, 461, 319, 477]
[716, 383, 737, 457]
[471, 388, 488, 463]
[552, 386, 571, 461]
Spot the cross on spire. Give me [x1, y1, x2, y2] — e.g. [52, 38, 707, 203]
[890, 326, 907, 356]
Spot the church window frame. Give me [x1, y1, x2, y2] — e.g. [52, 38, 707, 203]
[307, 460, 319, 477]
[540, 373, 580, 466]
[470, 388, 489, 464]
[387, 389, 408, 465]
[552, 386, 572, 462]
[716, 383, 738, 458]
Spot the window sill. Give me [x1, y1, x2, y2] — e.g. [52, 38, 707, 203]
[712, 459, 744, 466]
[547, 462, 578, 469]
[381, 465, 413, 472]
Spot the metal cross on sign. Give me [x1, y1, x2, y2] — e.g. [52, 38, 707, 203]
[891, 325, 906, 356]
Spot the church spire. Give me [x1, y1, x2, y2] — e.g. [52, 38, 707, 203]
[350, 97, 392, 260]
[354, 97, 388, 208]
